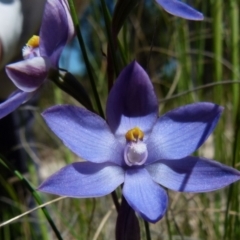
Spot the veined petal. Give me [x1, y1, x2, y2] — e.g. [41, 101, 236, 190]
[42, 105, 124, 165]
[106, 61, 158, 139]
[146, 156, 240, 192]
[38, 162, 124, 197]
[39, 0, 73, 66]
[0, 90, 33, 119]
[146, 103, 223, 163]
[5, 57, 50, 92]
[156, 0, 204, 20]
[123, 167, 168, 223]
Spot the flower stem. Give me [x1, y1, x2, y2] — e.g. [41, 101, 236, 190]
[111, 190, 120, 212]
[0, 155, 63, 240]
[67, 0, 104, 118]
[144, 220, 151, 240]
[116, 196, 140, 240]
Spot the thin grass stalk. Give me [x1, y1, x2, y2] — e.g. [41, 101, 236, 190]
[227, 3, 240, 238]
[224, 150, 240, 239]
[211, 2, 228, 238]
[224, 106, 240, 240]
[195, 2, 207, 96]
[211, 0, 225, 166]
[29, 164, 49, 240]
[212, 0, 223, 103]
[159, 80, 240, 103]
[175, 19, 192, 102]
[67, 0, 104, 118]
[35, 205, 49, 239]
[0, 156, 63, 240]
[100, 0, 120, 77]
[213, 194, 221, 238]
[229, 0, 239, 121]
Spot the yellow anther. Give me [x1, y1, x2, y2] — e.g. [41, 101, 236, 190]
[125, 127, 144, 142]
[26, 35, 40, 48]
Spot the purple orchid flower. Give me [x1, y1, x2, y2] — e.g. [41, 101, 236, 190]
[38, 61, 240, 223]
[0, 0, 74, 119]
[156, 0, 203, 20]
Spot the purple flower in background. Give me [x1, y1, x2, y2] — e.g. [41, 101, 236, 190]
[39, 61, 240, 223]
[0, 0, 74, 119]
[156, 0, 203, 20]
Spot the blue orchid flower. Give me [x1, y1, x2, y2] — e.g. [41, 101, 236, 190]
[0, 0, 74, 119]
[38, 61, 240, 223]
[156, 0, 203, 20]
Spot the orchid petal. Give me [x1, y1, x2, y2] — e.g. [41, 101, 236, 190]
[42, 105, 124, 165]
[0, 90, 33, 119]
[147, 156, 240, 192]
[107, 61, 158, 139]
[123, 167, 168, 223]
[5, 57, 50, 92]
[38, 162, 124, 197]
[146, 103, 223, 163]
[156, 0, 204, 20]
[39, 0, 73, 66]
[62, 0, 75, 41]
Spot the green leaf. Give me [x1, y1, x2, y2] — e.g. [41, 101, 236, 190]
[49, 69, 94, 112]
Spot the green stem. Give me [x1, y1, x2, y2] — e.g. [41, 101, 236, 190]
[223, 98, 240, 240]
[196, 2, 207, 96]
[0, 156, 63, 240]
[175, 19, 192, 102]
[100, 0, 119, 76]
[230, 0, 239, 121]
[144, 220, 151, 240]
[212, 0, 223, 103]
[68, 0, 104, 118]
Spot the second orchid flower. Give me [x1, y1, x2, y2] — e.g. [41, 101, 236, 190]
[0, 0, 74, 119]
